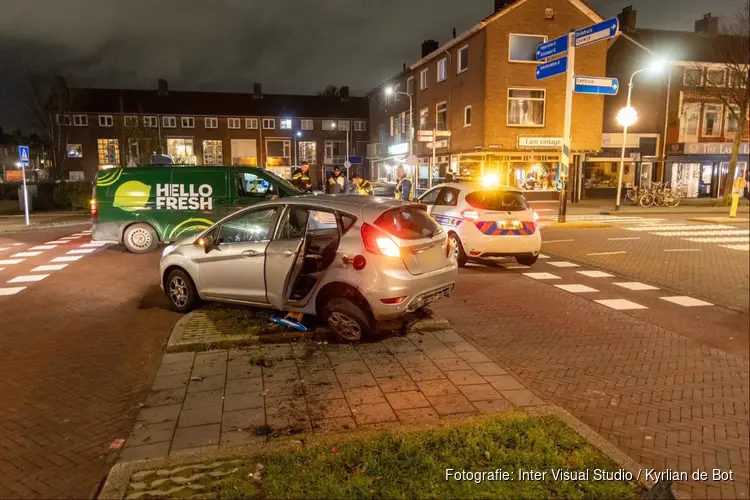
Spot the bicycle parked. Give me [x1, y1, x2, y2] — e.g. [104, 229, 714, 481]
[625, 183, 681, 208]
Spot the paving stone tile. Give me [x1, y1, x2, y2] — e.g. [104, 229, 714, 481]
[376, 376, 418, 393]
[457, 350, 493, 364]
[125, 421, 175, 448]
[227, 362, 263, 380]
[330, 360, 369, 374]
[191, 361, 227, 379]
[144, 387, 186, 408]
[338, 371, 378, 389]
[420, 346, 461, 360]
[264, 396, 307, 416]
[416, 379, 461, 397]
[381, 337, 419, 354]
[457, 384, 503, 402]
[365, 361, 407, 378]
[178, 405, 223, 428]
[118, 442, 170, 462]
[351, 402, 397, 425]
[299, 368, 337, 384]
[263, 366, 299, 382]
[266, 413, 311, 432]
[263, 379, 303, 397]
[308, 398, 352, 420]
[432, 331, 465, 343]
[394, 352, 434, 367]
[427, 394, 477, 416]
[385, 390, 430, 410]
[445, 370, 486, 386]
[484, 375, 527, 391]
[473, 398, 515, 414]
[343, 386, 387, 406]
[432, 357, 472, 371]
[220, 430, 266, 449]
[471, 362, 508, 377]
[194, 350, 228, 365]
[304, 381, 345, 401]
[222, 408, 266, 431]
[225, 377, 264, 395]
[136, 404, 182, 424]
[182, 389, 224, 411]
[396, 407, 441, 424]
[260, 344, 293, 360]
[155, 360, 194, 378]
[403, 364, 446, 381]
[223, 391, 264, 411]
[500, 389, 545, 407]
[151, 373, 190, 392]
[312, 416, 357, 432]
[170, 444, 219, 457]
[171, 424, 221, 450]
[187, 374, 226, 393]
[162, 352, 196, 365]
[355, 343, 390, 354]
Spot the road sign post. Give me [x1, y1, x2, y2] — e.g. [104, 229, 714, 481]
[574, 76, 619, 95]
[536, 34, 569, 60]
[18, 145, 30, 226]
[535, 56, 568, 80]
[559, 32, 575, 223]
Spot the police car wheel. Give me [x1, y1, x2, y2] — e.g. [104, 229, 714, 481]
[449, 233, 467, 268]
[123, 223, 158, 254]
[516, 255, 539, 266]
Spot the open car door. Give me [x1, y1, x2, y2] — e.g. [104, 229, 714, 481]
[265, 206, 308, 309]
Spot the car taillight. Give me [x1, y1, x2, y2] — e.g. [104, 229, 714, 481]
[381, 296, 407, 304]
[533, 211, 539, 222]
[461, 210, 479, 221]
[361, 223, 401, 258]
[90, 199, 98, 219]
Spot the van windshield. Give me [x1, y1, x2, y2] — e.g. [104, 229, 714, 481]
[262, 170, 302, 194]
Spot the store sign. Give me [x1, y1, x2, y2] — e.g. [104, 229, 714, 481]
[518, 137, 563, 148]
[683, 143, 750, 155]
[388, 143, 409, 155]
[682, 92, 725, 103]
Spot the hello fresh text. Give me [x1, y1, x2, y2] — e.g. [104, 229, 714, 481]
[155, 184, 213, 210]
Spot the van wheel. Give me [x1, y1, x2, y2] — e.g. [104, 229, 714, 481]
[449, 233, 467, 268]
[166, 269, 199, 313]
[323, 298, 374, 342]
[516, 255, 539, 266]
[123, 223, 158, 253]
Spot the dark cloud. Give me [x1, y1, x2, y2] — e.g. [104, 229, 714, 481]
[0, 0, 745, 131]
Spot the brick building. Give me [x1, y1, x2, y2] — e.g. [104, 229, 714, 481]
[590, 8, 749, 199]
[367, 0, 607, 197]
[50, 80, 369, 188]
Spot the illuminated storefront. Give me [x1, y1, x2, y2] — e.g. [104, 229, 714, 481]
[666, 142, 749, 198]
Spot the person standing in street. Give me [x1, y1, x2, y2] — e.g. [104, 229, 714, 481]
[352, 173, 373, 195]
[327, 166, 346, 194]
[291, 161, 313, 193]
[395, 165, 414, 201]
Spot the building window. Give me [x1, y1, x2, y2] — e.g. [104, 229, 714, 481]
[457, 45, 469, 73]
[322, 119, 337, 131]
[507, 88, 546, 127]
[509, 34, 547, 62]
[143, 116, 158, 128]
[127, 139, 142, 164]
[69, 171, 85, 181]
[702, 104, 723, 137]
[98, 115, 113, 127]
[246, 118, 258, 129]
[202, 140, 224, 165]
[679, 102, 701, 142]
[262, 118, 275, 129]
[162, 116, 177, 128]
[436, 102, 447, 131]
[354, 120, 366, 131]
[338, 120, 350, 131]
[730, 70, 747, 88]
[67, 144, 83, 158]
[437, 57, 447, 82]
[390, 116, 397, 137]
[231, 139, 258, 166]
[265, 139, 291, 165]
[124, 116, 138, 127]
[298, 141, 317, 163]
[464, 105, 472, 127]
[420, 68, 428, 90]
[57, 114, 72, 126]
[181, 117, 195, 128]
[167, 138, 195, 164]
[279, 118, 292, 130]
[419, 108, 429, 130]
[301, 119, 313, 130]
[406, 76, 414, 95]
[228, 117, 241, 129]
[205, 117, 218, 129]
[683, 68, 702, 86]
[97, 138, 120, 165]
[73, 114, 88, 127]
[726, 106, 740, 137]
[706, 69, 726, 87]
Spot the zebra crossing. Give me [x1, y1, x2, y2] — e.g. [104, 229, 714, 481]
[623, 223, 750, 251]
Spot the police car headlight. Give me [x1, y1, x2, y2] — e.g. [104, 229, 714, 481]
[162, 244, 176, 257]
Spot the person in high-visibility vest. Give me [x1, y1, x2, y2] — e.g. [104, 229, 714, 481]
[395, 166, 414, 201]
[291, 161, 313, 192]
[352, 173, 373, 195]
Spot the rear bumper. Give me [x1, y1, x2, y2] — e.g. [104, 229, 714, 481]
[92, 221, 121, 242]
[462, 230, 541, 258]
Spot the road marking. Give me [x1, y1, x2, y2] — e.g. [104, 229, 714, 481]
[61, 236, 82, 240]
[11, 251, 42, 258]
[660, 296, 713, 307]
[0, 259, 24, 265]
[522, 272, 561, 280]
[0, 247, 10, 252]
[66, 248, 96, 255]
[30, 245, 58, 250]
[653, 230, 749, 236]
[682, 237, 750, 243]
[548, 261, 580, 268]
[51, 255, 83, 262]
[32, 264, 68, 272]
[607, 237, 640, 241]
[500, 263, 530, 269]
[555, 284, 599, 293]
[586, 251, 627, 256]
[0, 287, 26, 296]
[8, 274, 49, 283]
[664, 248, 702, 253]
[71, 233, 89, 236]
[577, 270, 615, 278]
[614, 282, 659, 291]
[81, 230, 92, 234]
[594, 299, 647, 310]
[542, 239, 575, 244]
[538, 254, 550, 259]
[720, 244, 750, 251]
[80, 242, 108, 248]
[11, 243, 23, 246]
[623, 225, 734, 231]
[0, 268, 3, 271]
[46, 240, 69, 245]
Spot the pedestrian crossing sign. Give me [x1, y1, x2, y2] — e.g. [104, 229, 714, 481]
[18, 145, 29, 165]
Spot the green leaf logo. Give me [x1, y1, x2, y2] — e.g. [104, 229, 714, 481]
[113, 180, 151, 212]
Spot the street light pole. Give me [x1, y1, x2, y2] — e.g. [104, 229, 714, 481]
[615, 68, 646, 211]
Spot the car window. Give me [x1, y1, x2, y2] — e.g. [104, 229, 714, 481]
[375, 207, 442, 240]
[465, 190, 529, 211]
[418, 188, 442, 205]
[236, 172, 277, 199]
[436, 187, 460, 207]
[340, 214, 357, 233]
[218, 207, 278, 243]
[276, 206, 310, 240]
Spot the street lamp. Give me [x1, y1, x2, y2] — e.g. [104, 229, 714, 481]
[385, 86, 413, 156]
[294, 131, 302, 166]
[614, 59, 667, 211]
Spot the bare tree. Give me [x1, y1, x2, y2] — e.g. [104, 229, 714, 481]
[684, 6, 749, 201]
[316, 84, 340, 97]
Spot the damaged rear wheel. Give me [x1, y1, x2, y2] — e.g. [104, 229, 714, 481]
[323, 298, 373, 342]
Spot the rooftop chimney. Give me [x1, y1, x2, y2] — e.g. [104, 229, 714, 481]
[618, 6, 637, 34]
[157, 78, 168, 96]
[695, 13, 719, 36]
[421, 39, 439, 58]
[403, 62, 407, 70]
[253, 82, 262, 99]
[339, 86, 350, 100]
[494, 0, 514, 12]
[452, 28, 456, 38]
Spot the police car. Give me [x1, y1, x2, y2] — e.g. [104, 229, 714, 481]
[418, 181, 541, 267]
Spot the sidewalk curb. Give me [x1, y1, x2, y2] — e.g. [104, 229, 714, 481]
[0, 220, 91, 234]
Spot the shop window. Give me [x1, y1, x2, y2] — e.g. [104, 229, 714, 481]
[166, 138, 195, 164]
[97, 138, 120, 165]
[507, 89, 545, 127]
[231, 138, 258, 166]
[509, 34, 547, 62]
[266, 139, 291, 165]
[702, 104, 723, 137]
[202, 140, 224, 165]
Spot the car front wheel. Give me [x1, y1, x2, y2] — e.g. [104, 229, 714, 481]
[166, 269, 199, 313]
[516, 254, 539, 266]
[323, 298, 374, 342]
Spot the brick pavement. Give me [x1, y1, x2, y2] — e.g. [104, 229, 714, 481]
[119, 332, 544, 462]
[0, 225, 179, 499]
[432, 268, 750, 499]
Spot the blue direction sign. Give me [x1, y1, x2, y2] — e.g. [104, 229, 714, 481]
[535, 56, 568, 81]
[535, 34, 568, 61]
[18, 145, 30, 165]
[575, 17, 619, 48]
[574, 76, 620, 95]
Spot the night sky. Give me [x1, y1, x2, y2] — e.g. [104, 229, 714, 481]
[0, 0, 746, 132]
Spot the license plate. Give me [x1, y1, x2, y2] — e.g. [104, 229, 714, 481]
[501, 219, 522, 229]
